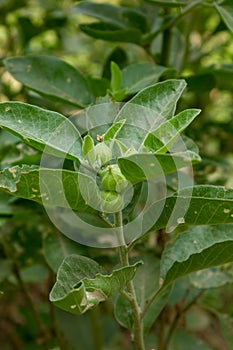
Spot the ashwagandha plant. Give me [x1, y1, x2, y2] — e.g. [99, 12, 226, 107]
[1, 0, 233, 349]
[1, 62, 233, 349]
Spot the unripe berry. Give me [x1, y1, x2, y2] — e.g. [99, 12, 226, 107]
[101, 164, 129, 193]
[94, 142, 112, 167]
[100, 190, 124, 213]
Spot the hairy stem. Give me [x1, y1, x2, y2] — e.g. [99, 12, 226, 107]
[114, 212, 145, 350]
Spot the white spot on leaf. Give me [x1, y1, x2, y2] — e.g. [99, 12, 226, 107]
[224, 208, 230, 213]
[177, 217, 185, 224]
[5, 106, 11, 112]
[70, 304, 77, 309]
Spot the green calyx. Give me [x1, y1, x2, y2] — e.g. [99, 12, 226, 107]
[101, 164, 129, 193]
[100, 190, 124, 213]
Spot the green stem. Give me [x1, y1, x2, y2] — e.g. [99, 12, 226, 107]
[142, 0, 203, 43]
[114, 212, 145, 350]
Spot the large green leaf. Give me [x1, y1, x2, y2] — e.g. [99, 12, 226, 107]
[79, 23, 142, 44]
[151, 185, 233, 231]
[160, 224, 233, 288]
[4, 56, 93, 107]
[75, 2, 147, 32]
[125, 185, 233, 244]
[115, 80, 187, 148]
[215, 0, 233, 33]
[118, 151, 200, 184]
[0, 102, 82, 162]
[50, 254, 141, 314]
[0, 165, 94, 212]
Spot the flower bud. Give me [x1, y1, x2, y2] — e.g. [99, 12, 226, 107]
[100, 190, 124, 213]
[101, 164, 129, 193]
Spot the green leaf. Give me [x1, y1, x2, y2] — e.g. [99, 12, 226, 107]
[144, 109, 201, 153]
[43, 231, 88, 272]
[121, 63, 172, 95]
[215, 0, 233, 33]
[110, 61, 122, 93]
[103, 120, 126, 142]
[75, 2, 147, 32]
[85, 76, 109, 97]
[144, 0, 188, 7]
[0, 165, 94, 212]
[50, 254, 141, 314]
[150, 185, 233, 232]
[0, 102, 83, 162]
[160, 224, 233, 288]
[118, 151, 200, 184]
[4, 56, 93, 107]
[115, 80, 187, 149]
[79, 23, 142, 44]
[72, 103, 120, 137]
[82, 135, 95, 165]
[189, 265, 233, 289]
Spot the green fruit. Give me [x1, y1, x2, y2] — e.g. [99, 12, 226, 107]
[101, 164, 129, 193]
[100, 190, 124, 213]
[94, 142, 112, 167]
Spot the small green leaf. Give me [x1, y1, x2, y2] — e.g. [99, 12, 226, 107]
[82, 135, 95, 165]
[50, 254, 141, 314]
[215, 0, 233, 33]
[160, 224, 233, 288]
[79, 23, 142, 44]
[144, 109, 201, 153]
[103, 120, 126, 142]
[4, 56, 93, 107]
[0, 102, 83, 162]
[110, 61, 122, 93]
